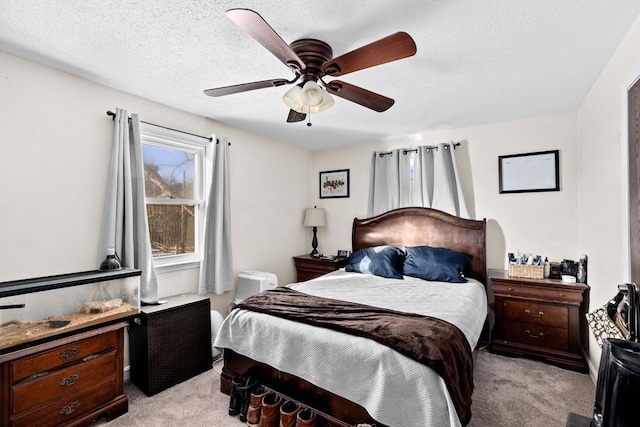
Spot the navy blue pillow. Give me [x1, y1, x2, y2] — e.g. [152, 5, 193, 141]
[404, 246, 470, 283]
[344, 245, 405, 279]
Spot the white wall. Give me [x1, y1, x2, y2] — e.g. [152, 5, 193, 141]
[577, 16, 640, 376]
[0, 52, 312, 315]
[311, 112, 580, 273]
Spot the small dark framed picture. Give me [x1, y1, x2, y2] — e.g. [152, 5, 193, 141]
[499, 150, 560, 193]
[319, 169, 350, 199]
[337, 249, 350, 257]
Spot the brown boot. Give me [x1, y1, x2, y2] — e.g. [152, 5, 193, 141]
[258, 392, 281, 427]
[296, 408, 316, 427]
[247, 386, 268, 427]
[279, 400, 300, 427]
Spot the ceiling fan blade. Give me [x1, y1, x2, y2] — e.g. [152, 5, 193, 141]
[286, 109, 306, 123]
[227, 8, 305, 71]
[204, 78, 290, 97]
[322, 32, 417, 77]
[325, 80, 395, 112]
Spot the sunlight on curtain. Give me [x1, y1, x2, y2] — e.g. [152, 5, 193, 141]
[368, 149, 400, 217]
[97, 108, 160, 304]
[368, 142, 470, 218]
[198, 136, 233, 295]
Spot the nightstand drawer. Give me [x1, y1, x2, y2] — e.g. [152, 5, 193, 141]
[294, 260, 337, 273]
[504, 321, 569, 351]
[503, 300, 568, 328]
[492, 282, 583, 305]
[293, 255, 348, 282]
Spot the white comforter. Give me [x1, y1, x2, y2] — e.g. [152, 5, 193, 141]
[214, 270, 488, 427]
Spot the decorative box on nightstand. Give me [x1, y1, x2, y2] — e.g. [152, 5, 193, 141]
[293, 255, 348, 282]
[489, 269, 589, 372]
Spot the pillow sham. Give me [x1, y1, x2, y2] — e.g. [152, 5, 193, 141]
[344, 245, 405, 279]
[404, 245, 470, 283]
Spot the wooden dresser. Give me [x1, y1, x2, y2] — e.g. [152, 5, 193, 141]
[489, 269, 589, 372]
[0, 322, 128, 427]
[293, 255, 348, 282]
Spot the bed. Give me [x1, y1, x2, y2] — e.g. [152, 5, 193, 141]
[214, 207, 487, 427]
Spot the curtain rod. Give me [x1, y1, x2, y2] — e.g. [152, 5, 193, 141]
[379, 142, 461, 157]
[106, 110, 213, 143]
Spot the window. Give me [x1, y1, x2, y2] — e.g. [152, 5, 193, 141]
[140, 123, 209, 270]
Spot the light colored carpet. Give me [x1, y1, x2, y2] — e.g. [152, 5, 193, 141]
[93, 349, 594, 427]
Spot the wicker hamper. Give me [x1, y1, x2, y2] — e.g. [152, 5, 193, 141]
[508, 263, 544, 279]
[129, 293, 212, 396]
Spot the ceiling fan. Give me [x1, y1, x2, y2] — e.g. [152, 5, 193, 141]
[204, 8, 417, 124]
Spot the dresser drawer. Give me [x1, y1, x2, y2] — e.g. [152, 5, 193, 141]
[503, 321, 569, 351]
[10, 377, 118, 427]
[492, 282, 583, 305]
[295, 260, 336, 273]
[503, 300, 568, 328]
[10, 330, 118, 383]
[11, 351, 116, 414]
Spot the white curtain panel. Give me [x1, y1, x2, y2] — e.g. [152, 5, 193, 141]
[368, 142, 470, 219]
[399, 148, 420, 207]
[198, 136, 233, 295]
[97, 108, 160, 304]
[368, 149, 401, 217]
[418, 143, 470, 218]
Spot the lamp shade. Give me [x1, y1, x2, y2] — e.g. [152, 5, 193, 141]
[300, 81, 324, 107]
[307, 91, 335, 114]
[303, 208, 326, 227]
[282, 84, 304, 113]
[282, 81, 335, 115]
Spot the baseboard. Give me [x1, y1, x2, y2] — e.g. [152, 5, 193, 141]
[580, 347, 597, 384]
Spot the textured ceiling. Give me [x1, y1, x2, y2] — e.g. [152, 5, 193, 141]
[1, 0, 639, 150]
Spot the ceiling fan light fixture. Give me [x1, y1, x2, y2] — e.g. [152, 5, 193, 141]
[308, 90, 335, 114]
[282, 85, 305, 113]
[300, 80, 324, 107]
[207, 10, 418, 122]
[282, 81, 335, 114]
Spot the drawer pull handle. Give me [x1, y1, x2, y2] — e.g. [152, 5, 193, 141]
[59, 348, 80, 361]
[524, 309, 544, 318]
[59, 400, 81, 416]
[525, 330, 544, 339]
[508, 287, 514, 292]
[60, 373, 80, 387]
[558, 292, 564, 297]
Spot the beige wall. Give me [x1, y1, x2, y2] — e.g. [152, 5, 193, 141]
[311, 113, 580, 273]
[577, 16, 640, 376]
[0, 52, 312, 315]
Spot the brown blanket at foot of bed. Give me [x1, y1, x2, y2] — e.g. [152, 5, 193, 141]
[235, 287, 474, 425]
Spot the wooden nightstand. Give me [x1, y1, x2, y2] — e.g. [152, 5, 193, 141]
[293, 255, 348, 282]
[489, 269, 589, 372]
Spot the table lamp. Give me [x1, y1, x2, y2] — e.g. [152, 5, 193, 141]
[303, 206, 326, 257]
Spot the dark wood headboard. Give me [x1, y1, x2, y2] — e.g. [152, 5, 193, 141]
[352, 207, 487, 284]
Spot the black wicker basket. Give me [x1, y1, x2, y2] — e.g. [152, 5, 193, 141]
[129, 293, 212, 396]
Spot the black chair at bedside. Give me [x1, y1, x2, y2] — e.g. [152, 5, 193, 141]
[567, 338, 640, 427]
[567, 283, 640, 427]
